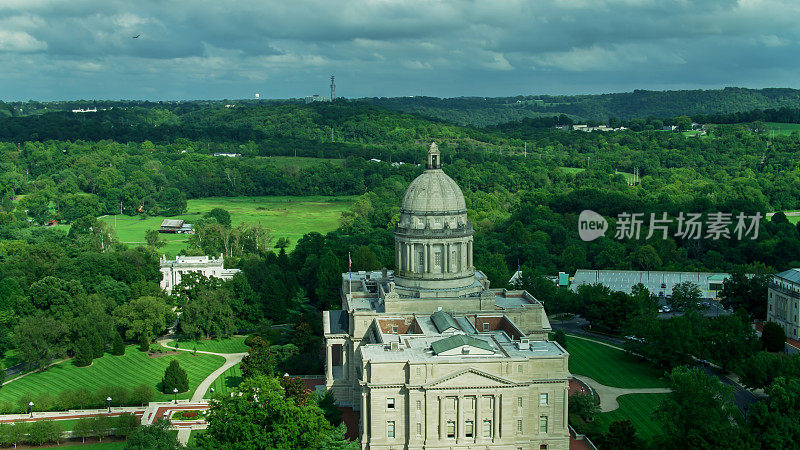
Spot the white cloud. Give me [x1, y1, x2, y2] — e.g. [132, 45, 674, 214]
[0, 30, 47, 52]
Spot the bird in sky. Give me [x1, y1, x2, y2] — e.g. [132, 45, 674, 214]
[132, 34, 141, 39]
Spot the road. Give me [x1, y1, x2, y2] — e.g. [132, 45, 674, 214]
[551, 314, 760, 415]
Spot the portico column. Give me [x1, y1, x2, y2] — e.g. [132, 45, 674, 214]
[438, 396, 443, 440]
[361, 391, 368, 442]
[446, 243, 450, 273]
[326, 343, 333, 381]
[456, 395, 463, 444]
[423, 243, 428, 273]
[476, 395, 482, 443]
[492, 395, 499, 441]
[342, 342, 348, 380]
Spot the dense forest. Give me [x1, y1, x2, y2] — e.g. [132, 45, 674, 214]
[364, 87, 800, 125]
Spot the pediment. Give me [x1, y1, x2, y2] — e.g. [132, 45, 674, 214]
[424, 368, 515, 389]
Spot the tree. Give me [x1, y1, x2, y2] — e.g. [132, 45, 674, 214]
[240, 336, 276, 379]
[125, 419, 181, 450]
[669, 281, 702, 311]
[719, 272, 770, 320]
[113, 296, 173, 343]
[115, 413, 141, 437]
[4, 422, 26, 449]
[162, 360, 189, 394]
[763, 321, 787, 352]
[91, 415, 111, 442]
[111, 332, 126, 356]
[598, 420, 643, 450]
[179, 289, 235, 340]
[653, 366, 752, 449]
[131, 383, 156, 406]
[351, 245, 379, 271]
[73, 417, 96, 443]
[552, 329, 567, 349]
[196, 375, 355, 450]
[203, 208, 231, 227]
[27, 420, 61, 446]
[748, 376, 800, 448]
[74, 337, 94, 367]
[318, 390, 343, 426]
[144, 229, 166, 249]
[569, 392, 599, 422]
[315, 250, 342, 308]
[14, 312, 69, 370]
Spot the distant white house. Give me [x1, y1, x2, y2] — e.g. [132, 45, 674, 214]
[160, 254, 241, 293]
[212, 152, 241, 157]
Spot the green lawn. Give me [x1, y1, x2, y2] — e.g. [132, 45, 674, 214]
[764, 122, 800, 136]
[0, 346, 225, 409]
[566, 336, 667, 388]
[205, 363, 242, 397]
[258, 156, 345, 169]
[596, 393, 667, 441]
[167, 336, 249, 354]
[72, 441, 127, 449]
[99, 195, 356, 256]
[558, 166, 636, 183]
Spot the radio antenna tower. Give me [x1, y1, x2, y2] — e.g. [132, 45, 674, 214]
[330, 75, 335, 101]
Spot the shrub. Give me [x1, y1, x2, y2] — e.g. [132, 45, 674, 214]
[111, 332, 126, 356]
[131, 383, 156, 406]
[74, 337, 94, 367]
[162, 360, 189, 394]
[115, 413, 140, 436]
[553, 329, 567, 350]
[762, 321, 787, 352]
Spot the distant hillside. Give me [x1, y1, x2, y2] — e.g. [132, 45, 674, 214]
[362, 87, 800, 126]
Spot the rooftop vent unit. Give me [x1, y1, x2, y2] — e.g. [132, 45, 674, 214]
[390, 341, 400, 351]
[517, 338, 530, 350]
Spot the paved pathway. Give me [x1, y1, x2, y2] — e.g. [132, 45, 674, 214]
[573, 374, 671, 412]
[158, 338, 247, 403]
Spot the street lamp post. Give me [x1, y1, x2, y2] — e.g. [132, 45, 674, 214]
[28, 401, 34, 418]
[107, 397, 112, 413]
[173, 388, 178, 404]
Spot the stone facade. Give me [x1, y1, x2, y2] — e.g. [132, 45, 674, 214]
[159, 254, 240, 293]
[767, 268, 800, 339]
[323, 143, 569, 449]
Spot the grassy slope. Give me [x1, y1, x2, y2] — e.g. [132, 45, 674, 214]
[596, 393, 667, 441]
[765, 122, 800, 135]
[167, 336, 249, 354]
[99, 195, 356, 256]
[566, 336, 667, 388]
[256, 156, 345, 168]
[558, 166, 636, 183]
[205, 363, 242, 397]
[0, 346, 224, 408]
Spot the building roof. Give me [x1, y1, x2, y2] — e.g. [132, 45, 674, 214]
[775, 269, 800, 284]
[431, 310, 460, 333]
[430, 334, 494, 354]
[401, 145, 466, 214]
[160, 219, 184, 228]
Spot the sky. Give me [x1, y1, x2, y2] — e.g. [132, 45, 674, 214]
[1, 0, 799, 101]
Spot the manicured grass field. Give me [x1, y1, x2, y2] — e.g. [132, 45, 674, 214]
[764, 122, 800, 136]
[0, 346, 225, 408]
[205, 363, 242, 397]
[558, 166, 636, 183]
[257, 156, 345, 169]
[167, 336, 249, 354]
[74, 441, 127, 449]
[566, 336, 667, 388]
[99, 195, 357, 256]
[596, 393, 667, 441]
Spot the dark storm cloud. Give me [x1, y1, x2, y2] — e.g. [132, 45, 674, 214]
[0, 0, 798, 100]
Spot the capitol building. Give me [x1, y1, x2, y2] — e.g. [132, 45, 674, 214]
[324, 143, 570, 450]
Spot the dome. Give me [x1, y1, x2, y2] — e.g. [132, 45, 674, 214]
[401, 169, 466, 213]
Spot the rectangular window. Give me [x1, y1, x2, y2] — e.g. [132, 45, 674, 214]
[540, 393, 549, 405]
[416, 400, 421, 411]
[447, 421, 455, 438]
[387, 398, 395, 410]
[416, 423, 422, 436]
[517, 397, 523, 408]
[415, 367, 421, 376]
[539, 416, 548, 433]
[517, 419, 523, 433]
[465, 420, 474, 437]
[483, 420, 492, 437]
[419, 253, 424, 267]
[518, 365, 523, 373]
[434, 253, 442, 266]
[483, 323, 490, 332]
[391, 325, 398, 333]
[387, 421, 395, 438]
[540, 445, 548, 450]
